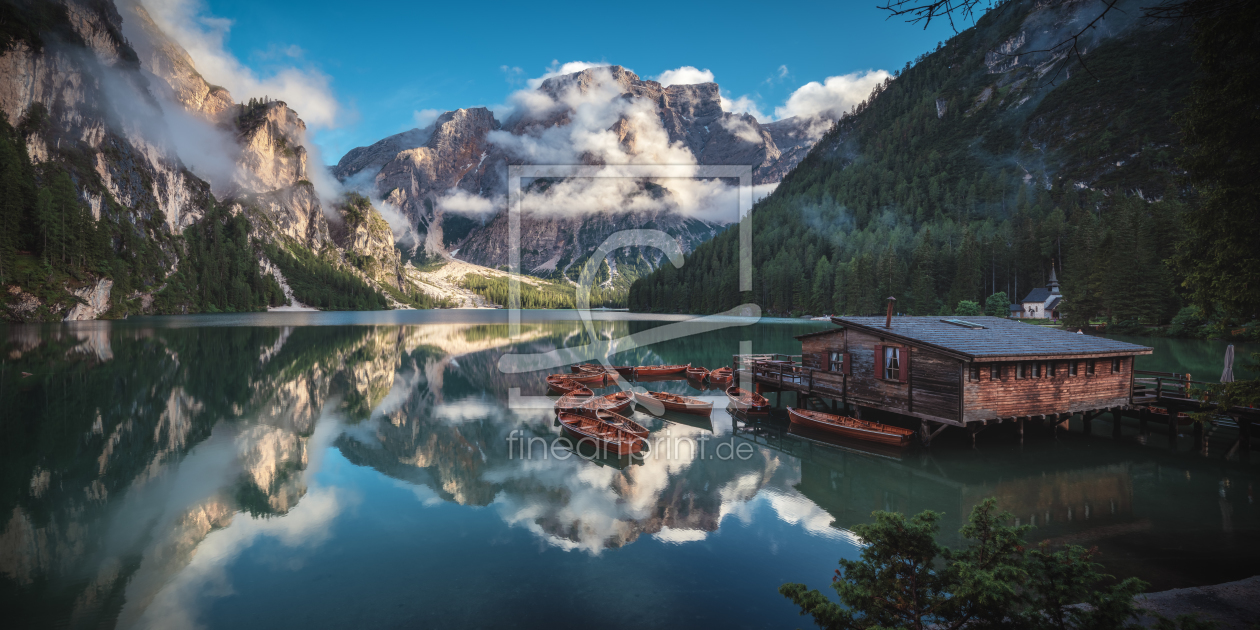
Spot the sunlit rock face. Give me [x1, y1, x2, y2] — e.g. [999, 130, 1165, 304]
[0, 0, 408, 321]
[0, 1, 213, 242]
[125, 2, 234, 119]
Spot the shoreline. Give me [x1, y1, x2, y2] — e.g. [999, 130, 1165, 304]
[1135, 575, 1260, 629]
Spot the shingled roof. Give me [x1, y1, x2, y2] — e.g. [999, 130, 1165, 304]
[1022, 288, 1052, 303]
[828, 316, 1152, 360]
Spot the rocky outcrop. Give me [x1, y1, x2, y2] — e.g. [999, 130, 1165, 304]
[122, 2, 234, 119]
[361, 108, 500, 231]
[232, 101, 309, 193]
[64, 278, 114, 321]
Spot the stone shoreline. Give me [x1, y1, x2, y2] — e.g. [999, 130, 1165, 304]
[1134, 576, 1260, 629]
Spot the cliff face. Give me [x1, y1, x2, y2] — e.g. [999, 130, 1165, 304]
[333, 65, 831, 272]
[0, 1, 211, 236]
[0, 0, 411, 321]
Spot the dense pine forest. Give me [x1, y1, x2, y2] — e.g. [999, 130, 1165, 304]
[629, 0, 1225, 330]
[0, 106, 181, 319]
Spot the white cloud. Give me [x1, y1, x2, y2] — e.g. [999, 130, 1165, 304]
[437, 188, 501, 216]
[480, 67, 743, 222]
[653, 66, 715, 87]
[413, 108, 441, 128]
[777, 64, 789, 78]
[718, 115, 764, 144]
[774, 69, 892, 121]
[525, 60, 604, 89]
[720, 94, 767, 121]
[135, 0, 343, 128]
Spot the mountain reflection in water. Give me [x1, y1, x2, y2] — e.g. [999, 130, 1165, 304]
[1, 314, 1257, 629]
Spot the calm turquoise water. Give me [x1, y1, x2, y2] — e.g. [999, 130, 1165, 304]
[1, 312, 1257, 629]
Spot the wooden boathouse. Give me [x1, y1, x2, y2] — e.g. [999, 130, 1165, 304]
[738, 314, 1155, 443]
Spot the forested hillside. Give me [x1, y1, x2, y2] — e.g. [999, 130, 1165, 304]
[629, 0, 1194, 327]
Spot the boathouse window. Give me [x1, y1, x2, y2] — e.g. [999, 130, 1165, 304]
[1111, 357, 1121, 373]
[1070, 361, 1078, 376]
[1087, 360, 1096, 375]
[1033, 362, 1042, 378]
[970, 364, 980, 381]
[1048, 362, 1057, 377]
[1017, 362, 1027, 379]
[874, 345, 906, 382]
[884, 347, 900, 380]
[829, 351, 850, 374]
[990, 363, 1001, 380]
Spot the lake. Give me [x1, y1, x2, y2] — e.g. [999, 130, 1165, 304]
[2, 311, 1257, 629]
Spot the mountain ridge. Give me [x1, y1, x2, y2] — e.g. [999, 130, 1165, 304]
[333, 64, 838, 284]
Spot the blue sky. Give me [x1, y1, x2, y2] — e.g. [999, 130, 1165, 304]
[180, 0, 961, 162]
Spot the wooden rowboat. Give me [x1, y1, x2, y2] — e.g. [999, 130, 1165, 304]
[709, 367, 733, 385]
[725, 386, 770, 412]
[786, 407, 914, 446]
[686, 366, 710, 382]
[554, 392, 594, 413]
[633, 363, 689, 378]
[591, 409, 649, 438]
[546, 374, 594, 395]
[579, 391, 635, 415]
[633, 390, 713, 416]
[562, 370, 607, 386]
[573, 363, 622, 375]
[557, 412, 645, 456]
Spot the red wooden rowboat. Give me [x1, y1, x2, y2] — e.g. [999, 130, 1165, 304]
[787, 407, 914, 446]
[578, 391, 635, 415]
[554, 392, 594, 413]
[561, 370, 607, 386]
[633, 390, 713, 416]
[725, 386, 770, 412]
[546, 374, 594, 395]
[633, 363, 689, 378]
[573, 363, 623, 376]
[590, 409, 649, 439]
[686, 366, 710, 382]
[557, 412, 646, 456]
[709, 367, 733, 385]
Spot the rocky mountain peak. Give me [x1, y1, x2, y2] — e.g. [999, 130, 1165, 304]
[334, 63, 837, 270]
[123, 2, 233, 119]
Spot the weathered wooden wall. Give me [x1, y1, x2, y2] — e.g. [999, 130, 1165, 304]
[804, 329, 963, 424]
[801, 333, 845, 370]
[911, 351, 963, 422]
[963, 357, 1132, 422]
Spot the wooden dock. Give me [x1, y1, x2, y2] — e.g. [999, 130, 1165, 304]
[733, 353, 1258, 448]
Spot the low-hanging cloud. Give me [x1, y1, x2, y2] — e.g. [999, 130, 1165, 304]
[134, 0, 343, 128]
[413, 108, 441, 128]
[653, 66, 715, 86]
[721, 94, 767, 121]
[438, 188, 502, 216]
[91, 48, 242, 197]
[525, 59, 603, 89]
[774, 69, 892, 120]
[425, 61, 890, 230]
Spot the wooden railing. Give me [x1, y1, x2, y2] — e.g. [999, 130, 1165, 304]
[732, 354, 846, 398]
[1133, 370, 1212, 403]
